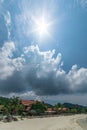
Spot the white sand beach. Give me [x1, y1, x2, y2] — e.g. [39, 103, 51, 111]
[0, 114, 86, 130]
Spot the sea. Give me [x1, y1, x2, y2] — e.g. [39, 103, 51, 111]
[77, 117, 87, 130]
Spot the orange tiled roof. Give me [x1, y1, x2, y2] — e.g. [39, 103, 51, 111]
[21, 100, 36, 106]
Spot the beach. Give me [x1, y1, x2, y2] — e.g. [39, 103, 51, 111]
[0, 114, 87, 130]
[77, 116, 87, 130]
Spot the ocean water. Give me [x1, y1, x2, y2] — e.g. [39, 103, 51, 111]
[78, 117, 87, 130]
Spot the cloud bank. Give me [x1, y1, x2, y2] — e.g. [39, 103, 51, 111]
[0, 41, 87, 96]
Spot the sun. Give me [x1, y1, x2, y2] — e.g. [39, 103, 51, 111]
[36, 17, 49, 37]
[32, 15, 51, 39]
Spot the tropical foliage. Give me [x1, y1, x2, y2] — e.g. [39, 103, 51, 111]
[0, 96, 87, 116]
[0, 96, 25, 115]
[30, 101, 47, 115]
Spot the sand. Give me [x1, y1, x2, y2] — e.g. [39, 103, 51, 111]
[0, 114, 87, 130]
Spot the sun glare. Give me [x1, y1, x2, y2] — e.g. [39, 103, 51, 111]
[32, 15, 51, 39]
[37, 17, 48, 36]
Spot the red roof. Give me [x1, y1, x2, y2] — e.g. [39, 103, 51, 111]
[21, 100, 36, 106]
[47, 108, 53, 112]
[45, 108, 55, 113]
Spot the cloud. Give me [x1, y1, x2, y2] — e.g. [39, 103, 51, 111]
[0, 41, 24, 80]
[0, 41, 26, 94]
[4, 11, 11, 39]
[0, 43, 87, 96]
[68, 65, 87, 93]
[0, 71, 26, 94]
[4, 11, 11, 26]
[23, 45, 87, 96]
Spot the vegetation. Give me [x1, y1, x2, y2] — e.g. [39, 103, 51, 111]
[0, 96, 87, 117]
[54, 103, 64, 109]
[30, 101, 47, 115]
[0, 97, 10, 106]
[54, 102, 87, 114]
[0, 96, 25, 115]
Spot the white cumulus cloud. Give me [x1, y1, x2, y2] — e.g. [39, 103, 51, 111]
[0, 44, 87, 96]
[0, 41, 24, 80]
[23, 45, 87, 95]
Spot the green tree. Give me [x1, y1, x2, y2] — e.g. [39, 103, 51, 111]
[70, 108, 77, 113]
[3, 96, 25, 115]
[55, 103, 64, 108]
[30, 102, 47, 115]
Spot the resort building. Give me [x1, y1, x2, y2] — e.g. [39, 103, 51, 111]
[21, 100, 37, 112]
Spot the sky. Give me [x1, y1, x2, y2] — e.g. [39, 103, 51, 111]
[0, 0, 87, 105]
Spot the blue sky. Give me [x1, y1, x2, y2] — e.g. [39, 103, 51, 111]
[0, 0, 87, 105]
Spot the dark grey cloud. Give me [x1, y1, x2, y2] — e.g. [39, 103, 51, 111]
[0, 71, 26, 94]
[25, 66, 71, 95]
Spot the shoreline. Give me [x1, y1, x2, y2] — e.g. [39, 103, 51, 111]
[0, 114, 87, 130]
[77, 116, 87, 130]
